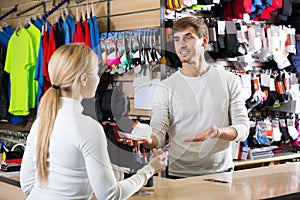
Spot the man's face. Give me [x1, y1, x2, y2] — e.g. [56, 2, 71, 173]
[173, 27, 204, 64]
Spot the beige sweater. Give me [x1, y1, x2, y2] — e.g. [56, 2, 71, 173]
[150, 66, 249, 177]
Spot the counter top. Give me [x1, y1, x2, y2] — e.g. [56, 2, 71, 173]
[1, 162, 299, 200]
[129, 162, 300, 200]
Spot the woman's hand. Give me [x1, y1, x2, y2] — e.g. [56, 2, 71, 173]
[148, 149, 168, 174]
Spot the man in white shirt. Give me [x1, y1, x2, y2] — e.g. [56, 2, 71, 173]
[146, 16, 250, 178]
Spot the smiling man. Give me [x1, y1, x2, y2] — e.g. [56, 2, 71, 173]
[146, 16, 250, 178]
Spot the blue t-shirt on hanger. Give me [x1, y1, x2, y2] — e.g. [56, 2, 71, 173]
[4, 26, 14, 37]
[88, 17, 96, 50]
[92, 15, 102, 62]
[67, 14, 75, 40]
[34, 34, 44, 107]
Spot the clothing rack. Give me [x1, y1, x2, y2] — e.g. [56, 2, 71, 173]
[0, 5, 18, 22]
[16, 1, 45, 17]
[42, 0, 69, 20]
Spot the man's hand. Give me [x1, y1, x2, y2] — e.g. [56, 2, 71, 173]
[184, 125, 220, 142]
[117, 136, 153, 147]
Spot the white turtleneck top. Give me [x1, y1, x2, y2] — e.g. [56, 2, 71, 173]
[21, 97, 154, 200]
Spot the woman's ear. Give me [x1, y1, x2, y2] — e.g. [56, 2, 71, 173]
[80, 73, 88, 87]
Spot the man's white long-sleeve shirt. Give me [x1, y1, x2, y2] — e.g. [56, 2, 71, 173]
[150, 66, 249, 177]
[20, 97, 154, 200]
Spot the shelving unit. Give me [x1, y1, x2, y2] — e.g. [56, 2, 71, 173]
[234, 152, 300, 170]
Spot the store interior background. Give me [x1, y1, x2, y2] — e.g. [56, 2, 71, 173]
[0, 0, 300, 172]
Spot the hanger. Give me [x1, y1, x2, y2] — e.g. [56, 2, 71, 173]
[45, 21, 48, 31]
[81, 7, 86, 21]
[2, 22, 8, 27]
[15, 22, 22, 32]
[60, 8, 65, 21]
[24, 18, 31, 28]
[76, 7, 80, 22]
[42, 23, 44, 34]
[37, 12, 42, 20]
[31, 15, 37, 21]
[64, 7, 69, 16]
[91, 2, 95, 17]
[86, 0, 90, 19]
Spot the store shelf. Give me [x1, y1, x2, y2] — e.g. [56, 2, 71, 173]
[234, 152, 300, 170]
[270, 100, 300, 114]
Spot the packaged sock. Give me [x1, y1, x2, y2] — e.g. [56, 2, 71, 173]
[287, 118, 299, 140]
[293, 119, 300, 146]
[255, 121, 269, 145]
[106, 38, 120, 69]
[279, 118, 291, 143]
[272, 119, 282, 142]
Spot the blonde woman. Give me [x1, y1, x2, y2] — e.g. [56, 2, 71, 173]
[20, 44, 167, 200]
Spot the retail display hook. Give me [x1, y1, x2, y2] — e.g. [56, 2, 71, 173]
[0, 5, 18, 22]
[16, 1, 45, 17]
[43, 0, 69, 20]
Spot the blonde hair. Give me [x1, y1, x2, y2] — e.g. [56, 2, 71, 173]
[36, 44, 98, 186]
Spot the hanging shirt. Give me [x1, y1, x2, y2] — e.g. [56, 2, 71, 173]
[54, 18, 66, 48]
[261, 0, 283, 20]
[1, 27, 25, 124]
[62, 20, 71, 44]
[83, 20, 91, 48]
[34, 34, 44, 107]
[222, 0, 252, 19]
[4, 28, 38, 116]
[4, 26, 14, 37]
[25, 24, 41, 109]
[92, 16, 102, 62]
[0, 31, 10, 47]
[0, 31, 11, 42]
[88, 17, 95, 50]
[32, 19, 43, 31]
[0, 43, 8, 121]
[42, 29, 49, 85]
[66, 14, 75, 41]
[72, 21, 84, 43]
[43, 25, 56, 92]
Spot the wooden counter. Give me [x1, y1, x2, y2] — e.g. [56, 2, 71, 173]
[1, 162, 299, 200]
[0, 172, 26, 200]
[129, 162, 300, 200]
